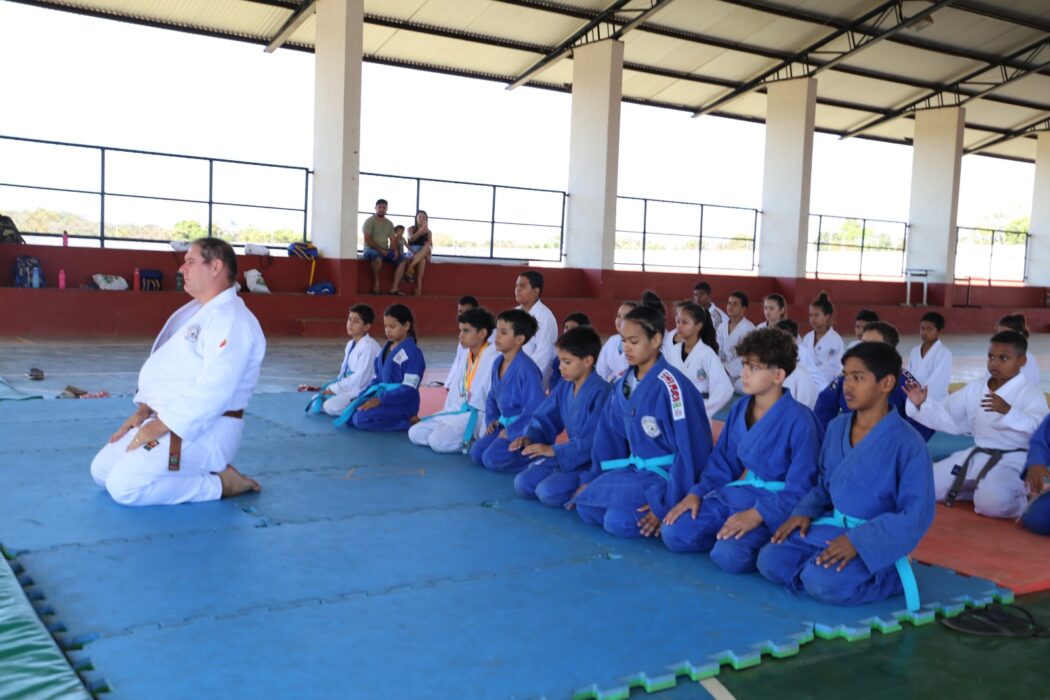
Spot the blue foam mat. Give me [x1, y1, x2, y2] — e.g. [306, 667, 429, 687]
[0, 394, 1011, 699]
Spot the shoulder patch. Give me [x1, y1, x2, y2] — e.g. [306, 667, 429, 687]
[393, 348, 409, 365]
[658, 369, 686, 421]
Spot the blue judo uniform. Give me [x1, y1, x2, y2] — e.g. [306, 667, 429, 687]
[1022, 414, 1050, 536]
[814, 373, 934, 441]
[334, 336, 425, 432]
[514, 372, 611, 507]
[756, 409, 933, 608]
[661, 390, 823, 573]
[469, 351, 545, 472]
[573, 356, 713, 538]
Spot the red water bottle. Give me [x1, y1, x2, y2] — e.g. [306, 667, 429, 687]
[58, 269, 66, 289]
[133, 267, 141, 292]
[62, 230, 69, 247]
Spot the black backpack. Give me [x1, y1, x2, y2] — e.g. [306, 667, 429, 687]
[0, 215, 24, 244]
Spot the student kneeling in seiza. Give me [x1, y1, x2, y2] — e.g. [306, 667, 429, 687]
[469, 309, 545, 472]
[302, 304, 381, 416]
[570, 303, 713, 539]
[904, 330, 1048, 519]
[660, 328, 823, 573]
[510, 326, 611, 507]
[757, 342, 934, 609]
[409, 307, 498, 453]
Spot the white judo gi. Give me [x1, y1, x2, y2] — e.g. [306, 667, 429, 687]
[317, 335, 381, 416]
[906, 372, 1049, 518]
[720, 317, 756, 392]
[91, 286, 266, 506]
[595, 335, 629, 384]
[906, 340, 953, 401]
[800, 328, 844, 392]
[520, 299, 558, 388]
[666, 340, 733, 419]
[409, 343, 498, 453]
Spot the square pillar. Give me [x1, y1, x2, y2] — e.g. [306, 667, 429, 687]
[564, 40, 623, 271]
[906, 107, 965, 283]
[1027, 131, 1050, 286]
[310, 0, 363, 260]
[758, 78, 817, 278]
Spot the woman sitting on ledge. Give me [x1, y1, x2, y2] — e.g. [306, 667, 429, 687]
[405, 209, 433, 296]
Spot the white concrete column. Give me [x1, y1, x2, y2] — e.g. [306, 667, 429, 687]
[564, 40, 624, 271]
[758, 78, 817, 277]
[1026, 132, 1050, 286]
[310, 0, 363, 259]
[906, 107, 965, 283]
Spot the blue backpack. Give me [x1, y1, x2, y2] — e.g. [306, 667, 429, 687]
[14, 256, 43, 288]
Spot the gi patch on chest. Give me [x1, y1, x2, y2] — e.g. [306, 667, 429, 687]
[184, 324, 201, 342]
[641, 415, 661, 438]
[658, 369, 686, 421]
[696, 369, 708, 382]
[393, 349, 409, 365]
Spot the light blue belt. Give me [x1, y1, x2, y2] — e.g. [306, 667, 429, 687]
[421, 401, 479, 453]
[498, 414, 519, 428]
[306, 379, 340, 415]
[600, 453, 674, 481]
[726, 471, 786, 492]
[333, 382, 401, 427]
[813, 508, 921, 612]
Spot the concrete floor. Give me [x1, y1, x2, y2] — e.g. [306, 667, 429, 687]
[1, 333, 1048, 400]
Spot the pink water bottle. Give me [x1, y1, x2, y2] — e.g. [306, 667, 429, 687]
[62, 230, 69, 247]
[58, 269, 66, 289]
[133, 267, 141, 292]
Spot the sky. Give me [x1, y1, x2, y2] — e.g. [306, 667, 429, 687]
[0, 2, 1037, 237]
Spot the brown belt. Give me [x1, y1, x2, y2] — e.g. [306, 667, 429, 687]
[168, 409, 244, 471]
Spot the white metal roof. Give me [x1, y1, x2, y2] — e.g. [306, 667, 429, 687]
[11, 0, 1050, 161]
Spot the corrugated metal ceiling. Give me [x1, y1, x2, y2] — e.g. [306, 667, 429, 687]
[9, 0, 1050, 162]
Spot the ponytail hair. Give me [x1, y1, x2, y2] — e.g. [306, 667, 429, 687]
[384, 303, 416, 339]
[640, 289, 666, 329]
[810, 291, 834, 316]
[998, 313, 1029, 338]
[678, 302, 719, 355]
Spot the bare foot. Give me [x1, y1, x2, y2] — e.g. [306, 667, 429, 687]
[218, 465, 261, 498]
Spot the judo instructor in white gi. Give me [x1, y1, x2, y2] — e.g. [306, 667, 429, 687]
[91, 238, 266, 505]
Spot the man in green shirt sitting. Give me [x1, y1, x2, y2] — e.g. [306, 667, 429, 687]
[362, 198, 411, 295]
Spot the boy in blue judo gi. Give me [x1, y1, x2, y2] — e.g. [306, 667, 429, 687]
[661, 327, 823, 573]
[334, 303, 426, 432]
[814, 321, 933, 442]
[1023, 415, 1050, 535]
[469, 309, 546, 472]
[511, 326, 611, 507]
[757, 342, 934, 609]
[571, 304, 713, 539]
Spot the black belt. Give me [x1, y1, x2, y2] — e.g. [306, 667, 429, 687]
[946, 446, 1026, 506]
[168, 410, 244, 472]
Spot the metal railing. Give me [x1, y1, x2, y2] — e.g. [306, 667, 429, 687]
[806, 213, 908, 280]
[0, 134, 310, 250]
[356, 172, 566, 263]
[954, 226, 1029, 284]
[614, 196, 759, 273]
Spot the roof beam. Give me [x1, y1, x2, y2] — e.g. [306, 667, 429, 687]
[964, 114, 1050, 155]
[690, 0, 955, 118]
[951, 1, 1050, 34]
[842, 36, 1050, 138]
[264, 0, 316, 53]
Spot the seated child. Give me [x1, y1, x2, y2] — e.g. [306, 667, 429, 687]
[905, 330, 1049, 518]
[906, 312, 953, 401]
[409, 307, 498, 453]
[333, 303, 425, 432]
[815, 321, 933, 441]
[512, 326, 611, 507]
[571, 304, 713, 539]
[775, 319, 818, 409]
[301, 304, 381, 416]
[469, 309, 546, 473]
[849, 309, 879, 350]
[1023, 413, 1050, 536]
[661, 328, 823, 573]
[549, 312, 591, 386]
[666, 302, 733, 419]
[757, 342, 934, 609]
[719, 291, 756, 392]
[997, 314, 1041, 388]
[596, 302, 636, 383]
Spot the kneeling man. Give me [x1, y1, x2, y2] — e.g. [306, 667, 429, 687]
[91, 238, 266, 505]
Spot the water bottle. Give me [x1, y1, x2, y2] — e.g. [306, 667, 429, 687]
[58, 269, 66, 289]
[62, 230, 69, 247]
[133, 267, 141, 292]
[31, 268, 40, 289]
[176, 272, 184, 292]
